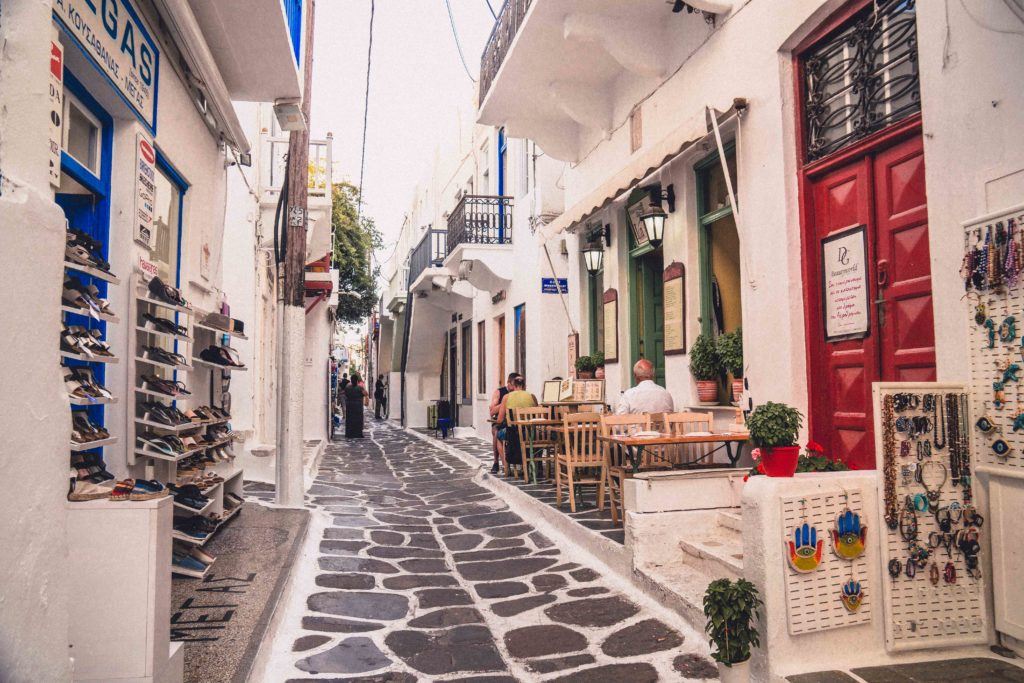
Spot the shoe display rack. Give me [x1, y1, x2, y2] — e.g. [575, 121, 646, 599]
[63, 227, 121, 495]
[127, 272, 246, 578]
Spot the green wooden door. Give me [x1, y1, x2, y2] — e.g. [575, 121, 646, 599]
[630, 250, 665, 385]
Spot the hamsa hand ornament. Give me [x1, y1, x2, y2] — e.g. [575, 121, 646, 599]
[786, 522, 823, 573]
[831, 509, 867, 560]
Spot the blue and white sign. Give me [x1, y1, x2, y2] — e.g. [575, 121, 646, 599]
[53, 0, 160, 131]
[541, 278, 568, 294]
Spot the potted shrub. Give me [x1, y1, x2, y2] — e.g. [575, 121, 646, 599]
[592, 350, 606, 379]
[747, 402, 803, 477]
[704, 578, 762, 682]
[718, 328, 744, 404]
[689, 332, 723, 403]
[745, 440, 849, 481]
[575, 354, 596, 379]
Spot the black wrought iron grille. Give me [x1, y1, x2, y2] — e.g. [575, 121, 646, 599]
[446, 195, 513, 257]
[408, 227, 446, 288]
[802, 0, 920, 162]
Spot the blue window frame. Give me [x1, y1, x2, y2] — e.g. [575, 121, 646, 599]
[497, 127, 508, 240]
[284, 0, 304, 65]
[513, 303, 525, 376]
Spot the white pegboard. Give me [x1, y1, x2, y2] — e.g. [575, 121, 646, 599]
[782, 490, 872, 635]
[963, 204, 1024, 474]
[871, 383, 988, 652]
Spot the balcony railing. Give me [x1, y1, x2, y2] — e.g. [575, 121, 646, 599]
[446, 195, 513, 257]
[408, 228, 447, 288]
[479, 0, 532, 104]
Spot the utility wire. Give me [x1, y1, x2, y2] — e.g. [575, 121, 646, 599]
[483, 0, 497, 19]
[357, 0, 376, 221]
[444, 0, 477, 83]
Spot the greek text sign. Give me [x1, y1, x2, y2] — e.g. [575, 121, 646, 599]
[134, 132, 156, 248]
[53, 0, 159, 131]
[541, 278, 568, 294]
[821, 224, 870, 341]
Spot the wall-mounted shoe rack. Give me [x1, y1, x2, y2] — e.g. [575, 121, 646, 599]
[127, 271, 246, 579]
[63, 247, 121, 489]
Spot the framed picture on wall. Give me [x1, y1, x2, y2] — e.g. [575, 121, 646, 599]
[624, 188, 655, 248]
[603, 288, 619, 363]
[820, 224, 870, 342]
[663, 261, 686, 355]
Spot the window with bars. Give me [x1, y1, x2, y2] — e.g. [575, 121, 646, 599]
[801, 0, 920, 162]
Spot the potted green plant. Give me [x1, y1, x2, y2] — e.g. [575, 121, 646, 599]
[704, 578, 762, 682]
[747, 402, 803, 477]
[575, 354, 597, 379]
[592, 350, 606, 379]
[717, 328, 744, 404]
[689, 332, 723, 403]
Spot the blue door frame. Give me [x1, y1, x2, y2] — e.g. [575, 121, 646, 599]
[497, 128, 507, 241]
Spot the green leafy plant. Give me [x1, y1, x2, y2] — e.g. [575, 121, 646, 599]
[591, 350, 605, 367]
[575, 354, 597, 373]
[747, 402, 803, 450]
[746, 440, 849, 478]
[717, 328, 744, 378]
[703, 578, 762, 666]
[689, 333, 723, 381]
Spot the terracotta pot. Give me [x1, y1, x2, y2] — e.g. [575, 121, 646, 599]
[696, 380, 718, 403]
[577, 371, 595, 379]
[595, 366, 605, 379]
[732, 378, 744, 402]
[717, 659, 750, 683]
[754, 445, 800, 477]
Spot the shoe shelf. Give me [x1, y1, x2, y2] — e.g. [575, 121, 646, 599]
[135, 325, 192, 343]
[171, 558, 212, 579]
[71, 436, 118, 452]
[193, 321, 248, 340]
[61, 350, 119, 364]
[192, 358, 247, 372]
[69, 394, 118, 406]
[61, 305, 120, 324]
[135, 417, 202, 434]
[135, 355, 193, 372]
[173, 495, 216, 516]
[64, 260, 121, 285]
[134, 385, 188, 401]
[171, 529, 212, 547]
[133, 447, 195, 463]
[136, 294, 193, 316]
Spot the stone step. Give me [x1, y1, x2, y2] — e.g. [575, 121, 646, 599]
[716, 509, 743, 534]
[634, 561, 717, 631]
[678, 531, 743, 580]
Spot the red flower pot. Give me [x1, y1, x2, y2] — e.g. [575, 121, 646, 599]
[753, 446, 800, 477]
[696, 380, 718, 403]
[731, 378, 744, 402]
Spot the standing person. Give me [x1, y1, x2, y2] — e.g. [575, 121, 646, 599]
[488, 373, 519, 474]
[615, 359, 675, 414]
[374, 374, 387, 420]
[496, 376, 538, 476]
[338, 372, 350, 421]
[344, 373, 369, 438]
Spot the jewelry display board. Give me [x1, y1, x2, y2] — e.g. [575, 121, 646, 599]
[872, 382, 987, 652]
[782, 489, 872, 635]
[962, 204, 1024, 474]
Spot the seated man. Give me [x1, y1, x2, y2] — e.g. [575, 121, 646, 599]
[615, 359, 674, 415]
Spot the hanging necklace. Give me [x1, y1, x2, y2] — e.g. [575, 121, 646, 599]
[933, 395, 946, 450]
[883, 395, 899, 529]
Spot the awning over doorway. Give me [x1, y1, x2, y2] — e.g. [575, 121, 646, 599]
[539, 100, 741, 240]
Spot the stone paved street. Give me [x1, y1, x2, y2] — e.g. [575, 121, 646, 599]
[255, 422, 716, 682]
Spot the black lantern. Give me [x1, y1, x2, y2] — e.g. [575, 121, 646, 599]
[582, 244, 604, 274]
[640, 206, 667, 248]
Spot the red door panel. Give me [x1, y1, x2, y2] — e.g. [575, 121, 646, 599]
[874, 137, 936, 382]
[807, 158, 879, 467]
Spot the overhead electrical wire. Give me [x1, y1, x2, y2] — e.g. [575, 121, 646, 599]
[444, 0, 477, 83]
[483, 0, 497, 19]
[357, 0, 376, 222]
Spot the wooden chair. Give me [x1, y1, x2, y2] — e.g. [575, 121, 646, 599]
[663, 411, 715, 466]
[555, 412, 606, 513]
[599, 414, 651, 525]
[512, 406, 558, 483]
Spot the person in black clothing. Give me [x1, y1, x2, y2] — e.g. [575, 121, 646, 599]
[374, 375, 387, 419]
[488, 372, 519, 474]
[344, 373, 369, 438]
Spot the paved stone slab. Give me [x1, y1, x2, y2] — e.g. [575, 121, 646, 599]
[307, 591, 409, 621]
[318, 557, 399, 574]
[491, 594, 557, 617]
[473, 581, 529, 599]
[381, 574, 458, 590]
[407, 607, 485, 628]
[367, 546, 444, 559]
[398, 558, 450, 573]
[295, 637, 391, 674]
[787, 672, 858, 683]
[532, 573, 569, 592]
[456, 556, 558, 581]
[549, 662, 659, 682]
[525, 654, 596, 675]
[674, 653, 719, 679]
[369, 530, 405, 545]
[292, 635, 331, 652]
[315, 574, 376, 590]
[443, 533, 485, 550]
[503, 625, 588, 659]
[601, 618, 684, 657]
[385, 625, 506, 676]
[302, 616, 385, 633]
[545, 596, 641, 627]
[852, 657, 1024, 682]
[415, 588, 474, 608]
[483, 524, 533, 538]
[569, 568, 599, 582]
[566, 586, 608, 598]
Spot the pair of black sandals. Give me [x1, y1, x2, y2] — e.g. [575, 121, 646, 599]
[148, 276, 190, 309]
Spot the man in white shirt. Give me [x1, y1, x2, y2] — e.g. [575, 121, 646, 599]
[615, 359, 675, 415]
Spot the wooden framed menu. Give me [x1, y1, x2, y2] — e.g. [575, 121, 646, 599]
[663, 261, 686, 355]
[603, 288, 618, 363]
[567, 332, 579, 379]
[542, 380, 562, 403]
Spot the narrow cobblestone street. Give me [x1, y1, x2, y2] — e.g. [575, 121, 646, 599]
[254, 422, 716, 682]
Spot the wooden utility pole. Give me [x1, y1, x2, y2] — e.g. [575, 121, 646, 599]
[277, 0, 316, 506]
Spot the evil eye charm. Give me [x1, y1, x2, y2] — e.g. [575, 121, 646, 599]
[831, 510, 867, 560]
[840, 579, 865, 613]
[992, 439, 1012, 458]
[976, 416, 998, 434]
[1000, 316, 1017, 343]
[1012, 413, 1024, 432]
[786, 522, 823, 573]
[975, 304, 987, 326]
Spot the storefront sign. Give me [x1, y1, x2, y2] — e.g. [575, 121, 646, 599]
[567, 332, 579, 379]
[541, 278, 568, 294]
[603, 289, 618, 363]
[134, 132, 157, 248]
[48, 38, 64, 188]
[138, 255, 158, 280]
[821, 224, 870, 341]
[663, 261, 686, 355]
[52, 0, 159, 131]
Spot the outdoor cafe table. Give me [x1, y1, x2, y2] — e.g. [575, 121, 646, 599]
[598, 432, 749, 473]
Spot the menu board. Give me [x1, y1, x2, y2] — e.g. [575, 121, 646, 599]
[821, 225, 869, 341]
[663, 262, 686, 355]
[554, 379, 606, 403]
[542, 381, 562, 403]
[603, 289, 618, 363]
[567, 332, 579, 379]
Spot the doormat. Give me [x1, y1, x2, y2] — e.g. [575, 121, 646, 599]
[171, 500, 309, 683]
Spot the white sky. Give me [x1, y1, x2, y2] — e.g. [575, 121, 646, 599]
[309, 0, 495, 274]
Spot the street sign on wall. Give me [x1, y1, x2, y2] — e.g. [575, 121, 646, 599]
[541, 278, 568, 294]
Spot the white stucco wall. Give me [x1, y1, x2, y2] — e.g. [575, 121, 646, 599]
[303, 306, 332, 444]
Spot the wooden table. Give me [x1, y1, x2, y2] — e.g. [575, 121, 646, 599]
[599, 432, 749, 473]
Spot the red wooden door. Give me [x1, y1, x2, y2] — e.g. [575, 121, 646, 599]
[805, 133, 935, 470]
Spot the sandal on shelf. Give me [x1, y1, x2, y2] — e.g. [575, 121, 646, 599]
[199, 346, 244, 368]
[142, 313, 190, 338]
[67, 470, 114, 501]
[148, 276, 189, 308]
[110, 479, 135, 501]
[129, 479, 168, 501]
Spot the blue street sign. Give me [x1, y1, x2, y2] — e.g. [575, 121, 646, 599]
[541, 278, 568, 294]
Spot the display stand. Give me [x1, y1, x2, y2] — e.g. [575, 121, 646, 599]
[871, 382, 987, 652]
